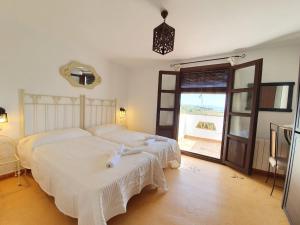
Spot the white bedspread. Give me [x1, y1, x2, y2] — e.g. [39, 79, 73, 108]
[88, 126, 181, 168]
[20, 135, 167, 225]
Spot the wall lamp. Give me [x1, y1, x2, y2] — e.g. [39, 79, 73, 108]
[119, 107, 126, 117]
[0, 107, 8, 123]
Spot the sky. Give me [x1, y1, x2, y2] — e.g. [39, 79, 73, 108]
[180, 93, 226, 108]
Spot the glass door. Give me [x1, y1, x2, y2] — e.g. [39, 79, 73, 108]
[156, 71, 180, 139]
[222, 59, 263, 174]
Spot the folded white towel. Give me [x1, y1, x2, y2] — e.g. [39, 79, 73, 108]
[145, 135, 168, 142]
[154, 136, 168, 142]
[144, 136, 168, 145]
[121, 147, 144, 156]
[117, 144, 125, 154]
[144, 138, 156, 146]
[145, 135, 156, 140]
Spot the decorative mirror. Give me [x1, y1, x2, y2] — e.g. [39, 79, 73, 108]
[59, 61, 101, 89]
[259, 82, 295, 112]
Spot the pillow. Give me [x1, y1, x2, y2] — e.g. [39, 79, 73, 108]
[86, 124, 125, 136]
[19, 128, 91, 148]
[18, 128, 91, 169]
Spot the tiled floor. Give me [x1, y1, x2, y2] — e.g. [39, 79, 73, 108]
[179, 136, 222, 159]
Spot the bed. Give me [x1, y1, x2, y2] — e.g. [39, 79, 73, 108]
[83, 96, 181, 169]
[87, 124, 181, 169]
[17, 90, 167, 225]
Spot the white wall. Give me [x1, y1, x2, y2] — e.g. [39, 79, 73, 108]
[242, 45, 300, 138]
[126, 63, 170, 133]
[0, 16, 129, 139]
[127, 44, 300, 140]
[0, 14, 130, 175]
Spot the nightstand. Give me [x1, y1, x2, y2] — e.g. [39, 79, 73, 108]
[0, 135, 21, 186]
[0, 154, 21, 185]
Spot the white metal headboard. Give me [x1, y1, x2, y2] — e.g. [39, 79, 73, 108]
[19, 89, 83, 137]
[84, 97, 116, 128]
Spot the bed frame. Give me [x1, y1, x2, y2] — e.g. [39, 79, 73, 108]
[84, 97, 117, 129]
[19, 89, 116, 137]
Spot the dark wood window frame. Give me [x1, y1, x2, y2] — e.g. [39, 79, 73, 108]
[259, 82, 295, 112]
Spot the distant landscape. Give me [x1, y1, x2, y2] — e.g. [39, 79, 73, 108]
[180, 104, 225, 117]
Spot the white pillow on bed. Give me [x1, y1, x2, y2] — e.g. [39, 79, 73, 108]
[19, 128, 91, 149]
[87, 124, 125, 136]
[18, 128, 91, 168]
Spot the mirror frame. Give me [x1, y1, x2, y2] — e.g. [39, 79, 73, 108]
[59, 61, 101, 89]
[259, 82, 295, 112]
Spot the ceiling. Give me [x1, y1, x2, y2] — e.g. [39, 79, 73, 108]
[2, 0, 300, 67]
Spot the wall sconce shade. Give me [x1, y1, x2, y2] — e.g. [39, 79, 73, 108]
[0, 107, 8, 123]
[119, 107, 126, 117]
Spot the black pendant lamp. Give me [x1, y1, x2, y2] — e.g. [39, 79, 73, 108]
[152, 10, 175, 55]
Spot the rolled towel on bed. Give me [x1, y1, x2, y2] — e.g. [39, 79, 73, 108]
[106, 153, 121, 168]
[106, 144, 124, 168]
[121, 147, 144, 156]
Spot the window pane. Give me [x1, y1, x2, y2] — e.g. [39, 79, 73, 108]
[229, 116, 250, 138]
[233, 66, 255, 89]
[161, 74, 176, 90]
[159, 111, 173, 126]
[161, 93, 175, 108]
[232, 92, 252, 113]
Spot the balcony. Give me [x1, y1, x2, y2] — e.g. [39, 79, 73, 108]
[178, 113, 224, 159]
